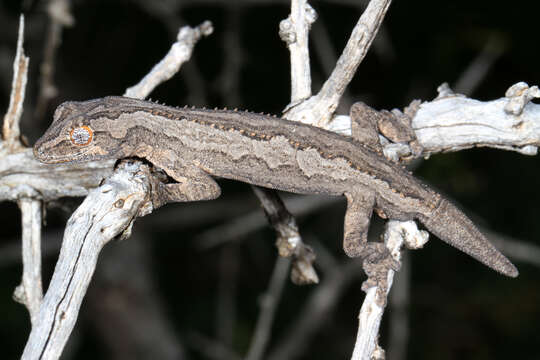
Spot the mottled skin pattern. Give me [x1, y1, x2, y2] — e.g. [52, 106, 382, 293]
[34, 96, 518, 279]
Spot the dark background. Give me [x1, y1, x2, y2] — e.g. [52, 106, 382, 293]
[0, 0, 539, 359]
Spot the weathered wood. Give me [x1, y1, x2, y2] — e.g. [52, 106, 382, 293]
[21, 161, 153, 360]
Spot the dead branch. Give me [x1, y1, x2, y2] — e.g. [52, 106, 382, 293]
[18, 21, 213, 359]
[21, 160, 154, 359]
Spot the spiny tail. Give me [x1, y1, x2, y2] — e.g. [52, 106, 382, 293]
[419, 199, 518, 277]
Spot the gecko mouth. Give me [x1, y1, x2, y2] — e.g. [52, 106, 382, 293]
[32, 145, 86, 164]
[32, 148, 66, 163]
[33, 146, 53, 163]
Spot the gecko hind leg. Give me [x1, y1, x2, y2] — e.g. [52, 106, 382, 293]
[343, 190, 376, 257]
[344, 190, 400, 306]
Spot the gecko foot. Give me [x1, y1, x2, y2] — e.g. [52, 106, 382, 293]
[360, 243, 400, 307]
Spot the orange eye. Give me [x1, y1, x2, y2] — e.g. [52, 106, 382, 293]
[70, 126, 93, 146]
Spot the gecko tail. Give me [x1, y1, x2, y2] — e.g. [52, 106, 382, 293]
[419, 198, 518, 277]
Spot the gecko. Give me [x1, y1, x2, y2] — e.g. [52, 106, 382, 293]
[33, 96, 518, 280]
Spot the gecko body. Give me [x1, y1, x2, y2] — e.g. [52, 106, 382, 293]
[33, 96, 518, 277]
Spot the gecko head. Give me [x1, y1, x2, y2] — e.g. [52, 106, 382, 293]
[33, 98, 127, 164]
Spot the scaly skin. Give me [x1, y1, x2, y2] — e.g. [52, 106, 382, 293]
[34, 96, 518, 277]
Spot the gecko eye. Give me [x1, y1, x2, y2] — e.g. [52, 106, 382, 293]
[70, 126, 93, 146]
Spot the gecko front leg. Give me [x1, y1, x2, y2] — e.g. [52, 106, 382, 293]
[351, 101, 422, 158]
[350, 102, 383, 152]
[146, 155, 221, 208]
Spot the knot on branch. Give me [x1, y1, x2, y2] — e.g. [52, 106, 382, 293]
[504, 82, 540, 116]
[279, 19, 296, 44]
[178, 20, 214, 45]
[279, 3, 317, 46]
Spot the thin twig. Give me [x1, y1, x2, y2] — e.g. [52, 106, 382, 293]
[1, 15, 45, 325]
[2, 15, 28, 152]
[350, 221, 427, 360]
[279, 1, 400, 358]
[13, 196, 43, 325]
[279, 0, 316, 104]
[283, 0, 392, 127]
[244, 0, 321, 292]
[124, 21, 214, 99]
[252, 187, 319, 284]
[120, 6, 214, 96]
[245, 2, 319, 306]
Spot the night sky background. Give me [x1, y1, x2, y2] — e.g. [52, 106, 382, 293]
[0, 0, 539, 359]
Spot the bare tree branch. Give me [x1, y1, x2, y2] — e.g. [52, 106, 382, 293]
[125, 21, 213, 99]
[21, 160, 155, 359]
[13, 196, 43, 325]
[245, 0, 321, 293]
[252, 187, 319, 285]
[279, 0, 317, 104]
[279, 1, 402, 357]
[413, 82, 540, 157]
[350, 221, 427, 360]
[0, 150, 115, 201]
[2, 3, 535, 359]
[20, 20, 214, 359]
[2, 15, 28, 151]
[0, 15, 45, 325]
[283, 0, 392, 127]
